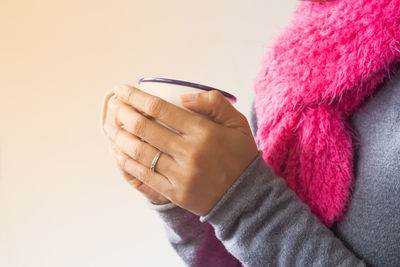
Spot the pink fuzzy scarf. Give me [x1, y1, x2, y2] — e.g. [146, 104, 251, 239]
[253, 0, 400, 226]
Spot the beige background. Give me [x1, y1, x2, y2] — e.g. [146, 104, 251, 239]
[0, 0, 296, 266]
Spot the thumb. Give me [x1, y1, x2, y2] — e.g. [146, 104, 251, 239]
[179, 90, 244, 126]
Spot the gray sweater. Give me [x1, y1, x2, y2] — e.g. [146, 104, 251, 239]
[150, 70, 400, 267]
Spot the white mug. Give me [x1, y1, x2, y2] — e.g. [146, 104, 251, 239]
[100, 77, 237, 136]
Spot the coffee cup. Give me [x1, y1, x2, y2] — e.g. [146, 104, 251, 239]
[100, 77, 237, 136]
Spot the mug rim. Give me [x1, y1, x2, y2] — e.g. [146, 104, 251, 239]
[138, 77, 237, 103]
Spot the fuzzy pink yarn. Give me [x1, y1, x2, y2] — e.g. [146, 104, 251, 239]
[254, 0, 400, 226]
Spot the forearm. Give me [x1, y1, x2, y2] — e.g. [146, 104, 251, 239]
[200, 151, 365, 267]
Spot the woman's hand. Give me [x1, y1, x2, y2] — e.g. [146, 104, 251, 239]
[109, 153, 171, 205]
[104, 85, 258, 216]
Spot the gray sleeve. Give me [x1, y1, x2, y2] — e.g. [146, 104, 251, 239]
[151, 98, 364, 266]
[199, 151, 366, 267]
[149, 202, 241, 267]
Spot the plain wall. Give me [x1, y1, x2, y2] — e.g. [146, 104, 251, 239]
[0, 0, 297, 266]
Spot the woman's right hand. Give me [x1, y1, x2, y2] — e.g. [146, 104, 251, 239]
[110, 147, 171, 205]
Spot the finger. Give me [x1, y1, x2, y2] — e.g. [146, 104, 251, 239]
[112, 147, 172, 196]
[120, 168, 144, 189]
[117, 167, 170, 204]
[112, 84, 201, 134]
[180, 90, 246, 127]
[104, 122, 179, 178]
[109, 96, 184, 156]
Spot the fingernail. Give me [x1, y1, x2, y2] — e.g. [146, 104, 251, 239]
[180, 93, 198, 102]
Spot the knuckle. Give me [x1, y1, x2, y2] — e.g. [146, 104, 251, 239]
[190, 117, 213, 138]
[113, 126, 122, 140]
[119, 154, 128, 170]
[128, 178, 142, 189]
[130, 140, 143, 160]
[187, 149, 203, 165]
[112, 97, 121, 116]
[204, 126, 215, 139]
[125, 85, 136, 104]
[238, 112, 247, 122]
[145, 96, 165, 117]
[121, 84, 134, 99]
[198, 125, 215, 144]
[173, 143, 190, 158]
[129, 115, 147, 136]
[208, 90, 223, 105]
[137, 166, 151, 185]
[193, 116, 208, 130]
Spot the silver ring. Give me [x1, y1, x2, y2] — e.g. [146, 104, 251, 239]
[150, 150, 162, 172]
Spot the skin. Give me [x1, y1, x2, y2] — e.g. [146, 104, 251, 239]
[105, 0, 330, 216]
[105, 85, 258, 215]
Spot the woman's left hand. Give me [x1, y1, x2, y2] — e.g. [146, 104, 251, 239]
[104, 84, 258, 216]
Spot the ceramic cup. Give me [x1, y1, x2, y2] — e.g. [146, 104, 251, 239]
[100, 77, 237, 136]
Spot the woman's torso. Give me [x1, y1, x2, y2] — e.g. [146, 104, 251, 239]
[250, 68, 400, 266]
